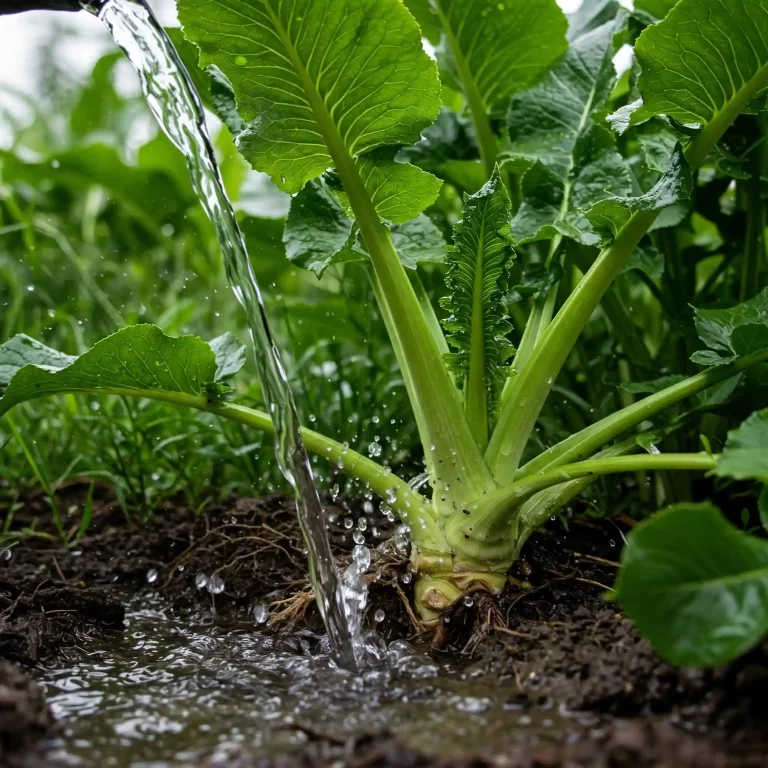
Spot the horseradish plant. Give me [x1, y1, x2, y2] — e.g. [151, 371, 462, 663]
[2, 0, 768, 644]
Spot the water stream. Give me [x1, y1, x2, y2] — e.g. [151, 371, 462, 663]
[38, 598, 583, 767]
[88, 0, 369, 670]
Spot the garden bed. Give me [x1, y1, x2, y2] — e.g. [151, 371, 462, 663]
[0, 484, 766, 767]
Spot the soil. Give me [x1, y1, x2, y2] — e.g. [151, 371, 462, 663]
[1, 482, 767, 768]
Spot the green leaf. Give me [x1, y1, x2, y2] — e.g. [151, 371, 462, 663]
[440, 170, 515, 445]
[614, 503, 768, 667]
[634, 0, 679, 21]
[0, 326, 245, 419]
[585, 145, 692, 240]
[509, 262, 564, 303]
[167, 27, 245, 135]
[178, 0, 442, 217]
[390, 215, 448, 271]
[348, 149, 442, 225]
[514, 126, 634, 245]
[209, 333, 247, 381]
[631, 0, 768, 130]
[622, 244, 665, 280]
[507, 12, 631, 245]
[507, 13, 623, 177]
[567, 0, 622, 40]
[283, 179, 444, 276]
[715, 409, 768, 484]
[283, 179, 363, 278]
[691, 288, 768, 366]
[432, 0, 568, 116]
[398, 108, 481, 189]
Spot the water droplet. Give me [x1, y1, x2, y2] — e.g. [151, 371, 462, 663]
[331, 483, 340, 501]
[368, 441, 382, 457]
[353, 530, 365, 545]
[207, 573, 225, 594]
[374, 608, 385, 623]
[401, 572, 412, 584]
[357, 517, 367, 532]
[235, 55, 247, 66]
[195, 573, 208, 590]
[353, 544, 371, 572]
[252, 602, 268, 624]
[343, 517, 354, 530]
[385, 487, 398, 504]
[463, 595, 474, 607]
[0, 549, 12, 562]
[146, 568, 158, 584]
[372, 415, 380, 424]
[363, 500, 374, 514]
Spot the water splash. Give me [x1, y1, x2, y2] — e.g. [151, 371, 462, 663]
[92, 0, 368, 670]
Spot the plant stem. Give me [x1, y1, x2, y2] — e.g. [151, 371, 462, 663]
[517, 348, 768, 478]
[487, 208, 660, 483]
[740, 127, 765, 301]
[447, 453, 717, 557]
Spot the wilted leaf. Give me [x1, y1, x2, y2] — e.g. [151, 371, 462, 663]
[614, 503, 768, 667]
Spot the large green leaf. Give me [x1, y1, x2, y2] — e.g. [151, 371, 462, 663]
[506, 11, 632, 244]
[429, 0, 568, 116]
[691, 288, 768, 366]
[0, 327, 246, 418]
[614, 503, 768, 667]
[631, 0, 768, 129]
[178, 0, 442, 224]
[440, 170, 515, 445]
[715, 409, 768, 484]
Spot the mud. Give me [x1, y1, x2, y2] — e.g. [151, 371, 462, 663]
[0, 484, 766, 767]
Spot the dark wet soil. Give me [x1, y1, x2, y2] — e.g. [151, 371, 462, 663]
[1, 483, 767, 767]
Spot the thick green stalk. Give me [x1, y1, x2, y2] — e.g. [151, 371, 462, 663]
[518, 348, 768, 479]
[511, 435, 642, 560]
[446, 453, 717, 559]
[486, 61, 768, 485]
[487, 209, 659, 483]
[266, 7, 495, 508]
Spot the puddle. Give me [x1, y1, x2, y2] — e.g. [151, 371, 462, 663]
[36, 597, 584, 766]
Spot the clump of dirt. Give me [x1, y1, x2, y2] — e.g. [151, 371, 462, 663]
[0, 661, 53, 760]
